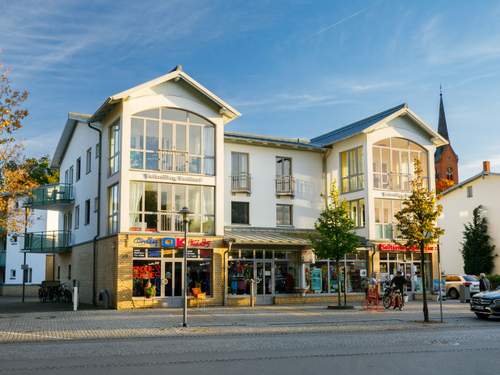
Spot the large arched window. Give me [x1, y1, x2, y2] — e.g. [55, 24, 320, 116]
[372, 137, 428, 191]
[130, 107, 215, 175]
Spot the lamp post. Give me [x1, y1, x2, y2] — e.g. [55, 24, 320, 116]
[179, 206, 192, 328]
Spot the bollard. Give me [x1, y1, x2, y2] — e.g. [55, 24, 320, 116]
[250, 279, 255, 307]
[73, 279, 79, 311]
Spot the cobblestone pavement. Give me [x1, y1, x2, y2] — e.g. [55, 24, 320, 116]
[0, 299, 495, 344]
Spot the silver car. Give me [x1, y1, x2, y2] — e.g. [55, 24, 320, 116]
[445, 274, 480, 299]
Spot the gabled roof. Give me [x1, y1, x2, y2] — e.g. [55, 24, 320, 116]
[51, 112, 92, 168]
[441, 171, 500, 196]
[310, 103, 448, 147]
[91, 65, 240, 124]
[224, 131, 324, 152]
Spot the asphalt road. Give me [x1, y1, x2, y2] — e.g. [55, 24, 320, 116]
[0, 317, 499, 375]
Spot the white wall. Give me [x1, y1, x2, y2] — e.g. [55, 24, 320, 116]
[5, 207, 58, 285]
[438, 174, 500, 275]
[59, 122, 99, 245]
[224, 142, 324, 229]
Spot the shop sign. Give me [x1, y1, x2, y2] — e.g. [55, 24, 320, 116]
[142, 173, 203, 184]
[161, 237, 212, 248]
[311, 267, 322, 292]
[378, 243, 434, 252]
[148, 249, 161, 257]
[133, 248, 146, 258]
[133, 237, 159, 247]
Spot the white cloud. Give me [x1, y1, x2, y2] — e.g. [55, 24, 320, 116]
[460, 154, 500, 179]
[232, 93, 353, 112]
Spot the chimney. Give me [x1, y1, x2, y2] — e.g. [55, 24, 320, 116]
[483, 161, 491, 174]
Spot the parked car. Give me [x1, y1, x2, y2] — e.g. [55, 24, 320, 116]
[470, 287, 500, 319]
[445, 274, 480, 299]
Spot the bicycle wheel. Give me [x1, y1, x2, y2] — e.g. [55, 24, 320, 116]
[382, 295, 392, 309]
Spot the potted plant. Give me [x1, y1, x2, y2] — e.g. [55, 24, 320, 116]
[144, 281, 156, 298]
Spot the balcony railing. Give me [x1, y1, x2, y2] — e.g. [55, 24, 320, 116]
[276, 175, 295, 196]
[231, 173, 251, 193]
[374, 224, 401, 240]
[26, 183, 74, 209]
[373, 173, 429, 192]
[23, 231, 72, 253]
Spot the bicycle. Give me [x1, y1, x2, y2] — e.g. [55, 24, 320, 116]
[382, 287, 404, 310]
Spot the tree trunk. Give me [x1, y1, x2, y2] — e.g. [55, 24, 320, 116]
[420, 241, 429, 322]
[336, 257, 341, 306]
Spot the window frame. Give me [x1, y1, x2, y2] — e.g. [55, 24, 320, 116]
[84, 199, 91, 225]
[467, 186, 473, 198]
[74, 205, 80, 229]
[86, 147, 92, 174]
[347, 198, 365, 228]
[340, 146, 364, 194]
[108, 184, 119, 234]
[108, 120, 120, 176]
[76, 157, 81, 181]
[276, 204, 293, 226]
[231, 201, 250, 225]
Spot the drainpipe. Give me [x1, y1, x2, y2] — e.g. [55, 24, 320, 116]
[321, 147, 332, 207]
[88, 122, 102, 306]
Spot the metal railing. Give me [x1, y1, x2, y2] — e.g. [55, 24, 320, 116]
[275, 175, 295, 195]
[158, 150, 189, 173]
[231, 173, 251, 193]
[373, 173, 429, 192]
[27, 183, 74, 208]
[23, 231, 72, 253]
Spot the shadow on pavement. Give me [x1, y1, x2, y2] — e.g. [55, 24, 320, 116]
[0, 296, 99, 314]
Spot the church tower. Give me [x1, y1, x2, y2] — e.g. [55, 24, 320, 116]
[434, 89, 459, 191]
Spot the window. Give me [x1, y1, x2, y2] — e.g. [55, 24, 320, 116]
[68, 264, 72, 280]
[76, 157, 81, 181]
[373, 138, 428, 191]
[74, 205, 80, 229]
[467, 186, 473, 198]
[28, 268, 32, 283]
[276, 157, 293, 195]
[84, 199, 91, 225]
[9, 269, 16, 279]
[347, 199, 365, 228]
[130, 108, 215, 175]
[231, 152, 250, 192]
[276, 204, 293, 226]
[374, 199, 402, 239]
[95, 143, 100, 158]
[129, 182, 215, 234]
[446, 167, 453, 180]
[64, 169, 69, 184]
[94, 197, 99, 213]
[231, 201, 249, 225]
[57, 266, 60, 280]
[109, 120, 120, 176]
[69, 166, 74, 184]
[340, 146, 364, 193]
[86, 148, 92, 174]
[108, 184, 119, 234]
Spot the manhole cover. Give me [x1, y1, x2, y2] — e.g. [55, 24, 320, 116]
[35, 315, 57, 320]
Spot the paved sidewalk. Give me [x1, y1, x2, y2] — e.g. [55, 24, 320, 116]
[0, 300, 485, 344]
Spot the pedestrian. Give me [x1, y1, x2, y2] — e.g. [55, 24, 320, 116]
[479, 273, 491, 292]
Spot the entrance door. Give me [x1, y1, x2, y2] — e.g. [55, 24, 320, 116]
[256, 261, 273, 304]
[164, 261, 183, 307]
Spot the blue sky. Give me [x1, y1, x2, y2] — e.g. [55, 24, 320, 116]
[1, 0, 500, 179]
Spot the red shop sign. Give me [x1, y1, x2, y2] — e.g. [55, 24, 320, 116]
[378, 243, 434, 253]
[175, 238, 211, 248]
[133, 264, 161, 279]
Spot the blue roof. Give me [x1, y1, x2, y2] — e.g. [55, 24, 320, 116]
[310, 103, 407, 146]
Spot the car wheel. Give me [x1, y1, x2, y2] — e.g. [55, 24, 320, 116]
[475, 313, 489, 320]
[448, 288, 459, 299]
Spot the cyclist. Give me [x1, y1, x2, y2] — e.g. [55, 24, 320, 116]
[390, 271, 406, 309]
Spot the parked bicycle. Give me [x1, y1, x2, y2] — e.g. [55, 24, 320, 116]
[38, 280, 72, 304]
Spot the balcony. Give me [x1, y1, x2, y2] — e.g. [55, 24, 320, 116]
[373, 173, 429, 192]
[276, 175, 295, 196]
[23, 231, 72, 253]
[231, 173, 251, 194]
[26, 184, 74, 209]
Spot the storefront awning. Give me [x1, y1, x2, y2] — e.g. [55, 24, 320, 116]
[224, 228, 312, 246]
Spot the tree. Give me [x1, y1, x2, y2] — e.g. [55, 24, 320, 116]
[310, 183, 359, 307]
[436, 178, 454, 194]
[0, 64, 34, 232]
[461, 205, 496, 275]
[395, 159, 444, 322]
[6, 155, 59, 185]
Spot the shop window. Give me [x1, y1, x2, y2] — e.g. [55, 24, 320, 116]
[340, 146, 364, 193]
[276, 204, 292, 226]
[187, 260, 212, 296]
[231, 201, 249, 225]
[132, 260, 161, 297]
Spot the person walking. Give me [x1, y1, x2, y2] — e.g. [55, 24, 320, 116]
[479, 273, 491, 292]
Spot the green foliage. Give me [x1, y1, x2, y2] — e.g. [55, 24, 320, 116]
[5, 155, 59, 186]
[461, 206, 496, 275]
[310, 183, 359, 262]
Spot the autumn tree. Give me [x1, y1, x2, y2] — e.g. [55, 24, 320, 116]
[0, 64, 35, 232]
[395, 159, 444, 322]
[311, 183, 359, 307]
[6, 155, 59, 186]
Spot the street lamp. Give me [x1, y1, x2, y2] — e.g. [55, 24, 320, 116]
[178, 206, 192, 327]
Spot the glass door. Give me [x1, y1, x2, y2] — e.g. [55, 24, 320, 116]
[256, 260, 273, 304]
[163, 261, 183, 306]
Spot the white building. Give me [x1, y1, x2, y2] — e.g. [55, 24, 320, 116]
[438, 161, 500, 275]
[22, 66, 447, 308]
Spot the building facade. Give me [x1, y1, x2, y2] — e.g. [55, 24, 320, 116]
[23, 67, 448, 308]
[438, 161, 500, 275]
